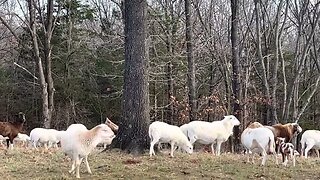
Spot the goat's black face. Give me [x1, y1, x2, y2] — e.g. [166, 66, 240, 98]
[16, 112, 26, 123]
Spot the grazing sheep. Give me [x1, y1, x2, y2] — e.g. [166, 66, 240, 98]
[0, 112, 26, 149]
[182, 115, 240, 155]
[300, 130, 320, 158]
[13, 133, 31, 147]
[30, 128, 65, 149]
[149, 121, 193, 157]
[61, 124, 115, 178]
[276, 137, 295, 166]
[241, 124, 278, 166]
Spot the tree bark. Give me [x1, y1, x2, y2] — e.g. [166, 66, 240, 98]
[113, 0, 150, 154]
[230, 0, 241, 152]
[185, 0, 197, 122]
[43, 0, 55, 128]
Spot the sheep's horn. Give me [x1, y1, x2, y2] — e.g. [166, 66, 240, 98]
[105, 118, 110, 124]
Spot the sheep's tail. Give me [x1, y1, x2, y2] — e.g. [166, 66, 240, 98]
[268, 137, 275, 154]
[148, 127, 153, 142]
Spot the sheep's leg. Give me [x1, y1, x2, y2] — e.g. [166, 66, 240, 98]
[84, 156, 92, 174]
[249, 151, 255, 164]
[210, 144, 215, 155]
[304, 145, 313, 158]
[48, 141, 53, 149]
[44, 142, 48, 150]
[149, 139, 158, 157]
[281, 153, 285, 163]
[246, 150, 250, 163]
[6, 139, 10, 149]
[32, 140, 38, 149]
[170, 142, 175, 157]
[290, 150, 295, 167]
[316, 149, 320, 158]
[282, 155, 288, 166]
[8, 139, 14, 150]
[274, 152, 278, 165]
[75, 156, 82, 178]
[215, 141, 222, 156]
[300, 143, 305, 158]
[261, 150, 267, 166]
[69, 160, 76, 174]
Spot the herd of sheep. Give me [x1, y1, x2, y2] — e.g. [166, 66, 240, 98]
[0, 113, 320, 178]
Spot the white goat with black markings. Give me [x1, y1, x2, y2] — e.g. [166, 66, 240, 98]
[276, 137, 295, 167]
[149, 121, 193, 157]
[181, 115, 240, 155]
[61, 123, 115, 178]
[241, 122, 278, 166]
[300, 130, 320, 158]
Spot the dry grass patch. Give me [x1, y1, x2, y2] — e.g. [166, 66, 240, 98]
[0, 148, 320, 179]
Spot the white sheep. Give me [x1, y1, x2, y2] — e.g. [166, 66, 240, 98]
[149, 121, 193, 157]
[60, 123, 115, 178]
[13, 133, 31, 147]
[241, 123, 278, 166]
[181, 115, 240, 155]
[30, 128, 65, 149]
[300, 130, 320, 158]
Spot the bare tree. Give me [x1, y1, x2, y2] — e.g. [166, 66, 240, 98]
[230, 0, 241, 151]
[28, 0, 54, 128]
[185, 0, 196, 121]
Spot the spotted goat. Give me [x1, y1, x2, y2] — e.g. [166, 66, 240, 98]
[276, 137, 296, 167]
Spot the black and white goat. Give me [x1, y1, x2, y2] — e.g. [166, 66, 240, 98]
[276, 137, 296, 167]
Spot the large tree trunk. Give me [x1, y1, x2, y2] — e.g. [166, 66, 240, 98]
[230, 0, 241, 152]
[113, 0, 150, 154]
[185, 0, 197, 122]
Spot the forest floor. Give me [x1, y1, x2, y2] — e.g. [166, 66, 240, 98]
[0, 147, 320, 180]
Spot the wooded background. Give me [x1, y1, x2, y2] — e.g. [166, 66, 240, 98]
[0, 0, 319, 144]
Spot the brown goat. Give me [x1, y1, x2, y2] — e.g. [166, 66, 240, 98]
[265, 123, 302, 143]
[0, 112, 26, 148]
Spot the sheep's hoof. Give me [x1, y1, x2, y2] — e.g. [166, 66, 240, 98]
[69, 170, 75, 174]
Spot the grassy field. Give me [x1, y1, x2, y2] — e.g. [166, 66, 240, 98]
[0, 147, 320, 180]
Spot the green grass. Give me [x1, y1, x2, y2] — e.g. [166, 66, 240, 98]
[0, 148, 320, 180]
